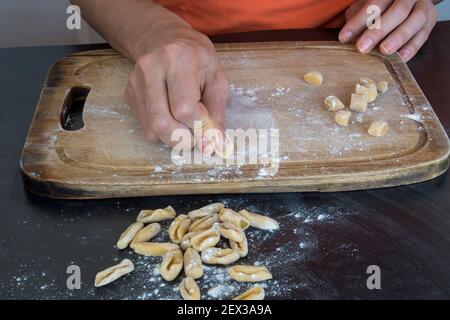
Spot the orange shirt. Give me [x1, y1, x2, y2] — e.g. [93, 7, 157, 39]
[155, 0, 355, 35]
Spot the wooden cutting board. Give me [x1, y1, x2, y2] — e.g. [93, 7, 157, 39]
[20, 42, 450, 199]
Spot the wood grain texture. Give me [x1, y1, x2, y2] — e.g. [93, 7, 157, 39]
[20, 42, 450, 199]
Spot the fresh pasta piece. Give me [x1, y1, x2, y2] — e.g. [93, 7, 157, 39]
[201, 248, 240, 265]
[188, 214, 219, 233]
[160, 250, 183, 281]
[233, 286, 265, 300]
[324, 96, 345, 112]
[368, 120, 389, 137]
[187, 203, 225, 220]
[237, 210, 279, 231]
[359, 77, 376, 86]
[136, 205, 176, 223]
[355, 83, 370, 96]
[169, 214, 191, 244]
[215, 133, 234, 159]
[357, 78, 378, 102]
[190, 229, 220, 251]
[179, 277, 201, 300]
[304, 71, 323, 86]
[94, 259, 134, 287]
[377, 81, 389, 93]
[228, 265, 273, 282]
[130, 242, 179, 257]
[116, 222, 144, 249]
[335, 110, 352, 127]
[218, 222, 245, 242]
[132, 223, 161, 244]
[180, 231, 197, 250]
[364, 82, 378, 102]
[183, 248, 203, 279]
[229, 232, 249, 258]
[219, 208, 250, 230]
[349, 93, 368, 113]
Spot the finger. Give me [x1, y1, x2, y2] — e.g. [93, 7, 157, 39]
[398, 15, 435, 62]
[202, 67, 230, 133]
[339, 0, 394, 43]
[166, 65, 217, 152]
[345, 0, 366, 20]
[140, 71, 191, 147]
[356, 0, 418, 54]
[201, 67, 230, 152]
[379, 0, 428, 55]
[167, 65, 209, 129]
[125, 76, 158, 143]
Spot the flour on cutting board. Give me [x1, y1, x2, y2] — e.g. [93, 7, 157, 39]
[150, 80, 429, 181]
[222, 82, 423, 161]
[73, 77, 431, 184]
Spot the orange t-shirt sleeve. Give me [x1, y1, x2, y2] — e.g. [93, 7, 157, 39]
[154, 0, 354, 35]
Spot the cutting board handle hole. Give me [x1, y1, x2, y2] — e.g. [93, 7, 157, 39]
[60, 86, 90, 131]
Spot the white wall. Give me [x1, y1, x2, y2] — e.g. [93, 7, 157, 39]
[0, 0, 449, 48]
[437, 0, 450, 20]
[0, 0, 105, 48]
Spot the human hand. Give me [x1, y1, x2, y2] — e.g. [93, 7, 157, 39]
[124, 16, 229, 151]
[339, 0, 438, 61]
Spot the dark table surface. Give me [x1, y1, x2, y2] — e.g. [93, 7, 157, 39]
[1, 22, 450, 300]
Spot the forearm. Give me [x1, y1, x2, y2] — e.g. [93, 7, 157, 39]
[70, 0, 189, 60]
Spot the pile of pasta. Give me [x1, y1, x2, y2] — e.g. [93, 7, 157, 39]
[94, 203, 279, 300]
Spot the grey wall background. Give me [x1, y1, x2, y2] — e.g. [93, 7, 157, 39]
[1, 0, 449, 48]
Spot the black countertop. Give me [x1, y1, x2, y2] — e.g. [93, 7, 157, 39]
[1, 23, 449, 300]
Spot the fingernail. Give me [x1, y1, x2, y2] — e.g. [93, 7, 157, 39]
[201, 135, 215, 155]
[399, 48, 411, 61]
[339, 30, 353, 43]
[358, 38, 373, 53]
[381, 40, 395, 55]
[214, 133, 225, 152]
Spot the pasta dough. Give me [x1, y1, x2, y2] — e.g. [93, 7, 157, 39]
[233, 286, 265, 300]
[349, 93, 368, 113]
[237, 210, 279, 230]
[183, 248, 203, 279]
[94, 259, 134, 287]
[116, 222, 143, 249]
[187, 203, 224, 220]
[168, 214, 191, 244]
[201, 248, 240, 265]
[137, 206, 176, 223]
[228, 265, 273, 282]
[130, 242, 179, 256]
[179, 277, 201, 300]
[377, 81, 389, 93]
[334, 110, 352, 127]
[160, 250, 183, 281]
[96, 203, 280, 297]
[190, 228, 220, 251]
[324, 96, 346, 112]
[132, 223, 161, 244]
[304, 71, 323, 86]
[368, 120, 389, 137]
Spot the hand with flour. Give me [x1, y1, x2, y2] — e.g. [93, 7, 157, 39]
[339, 0, 439, 61]
[72, 0, 229, 151]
